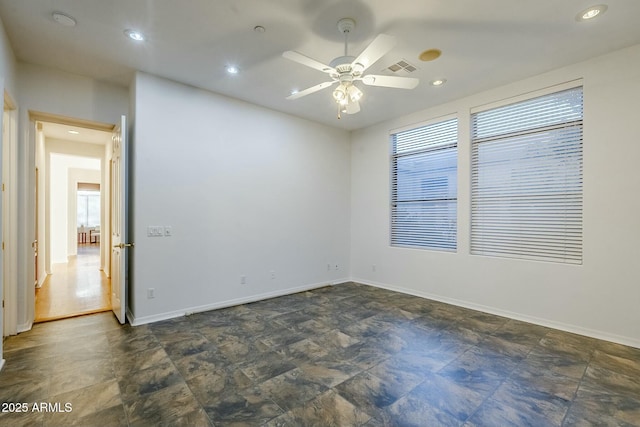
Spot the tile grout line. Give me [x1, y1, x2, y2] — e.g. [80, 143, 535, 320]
[456, 323, 547, 425]
[559, 344, 596, 427]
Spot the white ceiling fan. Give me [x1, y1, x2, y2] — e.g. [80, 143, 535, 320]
[283, 18, 419, 118]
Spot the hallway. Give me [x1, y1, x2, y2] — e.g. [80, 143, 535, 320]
[35, 243, 111, 322]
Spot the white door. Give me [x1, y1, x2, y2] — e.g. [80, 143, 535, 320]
[111, 115, 130, 324]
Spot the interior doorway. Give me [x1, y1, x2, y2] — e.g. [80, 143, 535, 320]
[33, 118, 114, 323]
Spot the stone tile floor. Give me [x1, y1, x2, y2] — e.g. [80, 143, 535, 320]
[1, 282, 639, 426]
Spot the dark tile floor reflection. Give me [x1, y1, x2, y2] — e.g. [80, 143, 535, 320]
[2, 282, 639, 426]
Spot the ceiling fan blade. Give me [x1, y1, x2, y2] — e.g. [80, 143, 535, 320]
[345, 100, 361, 115]
[361, 74, 419, 89]
[283, 51, 336, 74]
[351, 34, 396, 73]
[286, 81, 336, 100]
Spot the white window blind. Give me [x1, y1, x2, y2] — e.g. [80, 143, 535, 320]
[391, 118, 457, 250]
[471, 86, 583, 264]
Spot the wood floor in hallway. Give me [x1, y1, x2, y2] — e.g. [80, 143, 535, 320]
[35, 243, 111, 322]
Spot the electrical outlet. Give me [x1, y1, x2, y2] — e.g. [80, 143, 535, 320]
[327, 264, 331, 271]
[372, 264, 377, 272]
[335, 264, 339, 271]
[147, 288, 155, 299]
[240, 275, 246, 285]
[270, 271, 276, 280]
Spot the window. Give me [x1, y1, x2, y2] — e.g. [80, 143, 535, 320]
[77, 190, 100, 227]
[471, 86, 583, 264]
[391, 117, 458, 250]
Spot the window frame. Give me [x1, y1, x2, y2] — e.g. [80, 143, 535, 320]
[77, 190, 101, 228]
[389, 115, 458, 251]
[469, 83, 584, 264]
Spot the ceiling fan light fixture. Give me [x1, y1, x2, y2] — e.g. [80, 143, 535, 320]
[347, 85, 363, 102]
[282, 16, 419, 118]
[333, 85, 347, 101]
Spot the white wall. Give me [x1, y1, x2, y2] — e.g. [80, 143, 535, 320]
[350, 44, 640, 347]
[48, 154, 100, 264]
[130, 73, 351, 323]
[0, 15, 16, 96]
[18, 63, 128, 124]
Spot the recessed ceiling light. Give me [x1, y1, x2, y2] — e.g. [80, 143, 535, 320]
[124, 29, 145, 41]
[52, 12, 77, 27]
[226, 65, 239, 75]
[576, 4, 608, 21]
[68, 130, 80, 135]
[430, 79, 447, 86]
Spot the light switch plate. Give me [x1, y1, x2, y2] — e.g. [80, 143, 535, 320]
[147, 226, 164, 237]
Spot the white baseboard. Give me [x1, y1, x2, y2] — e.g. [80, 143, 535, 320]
[126, 306, 135, 325]
[124, 276, 640, 349]
[17, 320, 33, 334]
[352, 277, 640, 350]
[36, 273, 48, 288]
[127, 280, 346, 327]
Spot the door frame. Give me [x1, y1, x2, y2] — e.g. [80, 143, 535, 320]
[21, 111, 116, 330]
[2, 92, 18, 337]
[34, 166, 38, 287]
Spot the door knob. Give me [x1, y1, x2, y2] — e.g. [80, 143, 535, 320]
[113, 243, 135, 249]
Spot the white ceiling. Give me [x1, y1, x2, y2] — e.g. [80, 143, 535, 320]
[41, 122, 111, 145]
[2, 1, 640, 131]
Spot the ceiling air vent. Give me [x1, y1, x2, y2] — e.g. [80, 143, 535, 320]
[386, 59, 418, 73]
